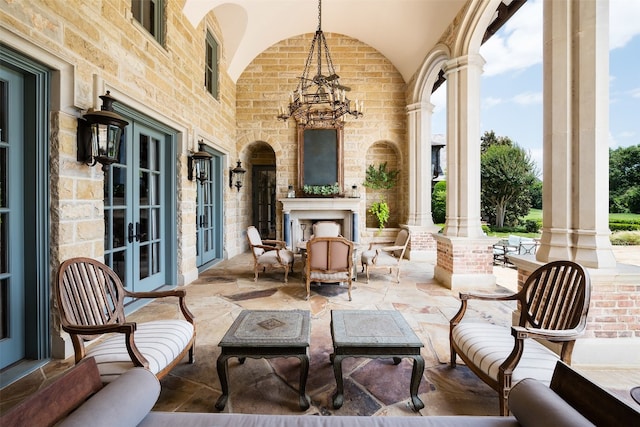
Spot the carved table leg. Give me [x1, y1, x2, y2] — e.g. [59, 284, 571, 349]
[215, 354, 230, 410]
[298, 354, 310, 410]
[332, 355, 345, 409]
[409, 355, 425, 411]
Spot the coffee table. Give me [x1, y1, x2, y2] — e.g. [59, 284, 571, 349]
[215, 310, 311, 410]
[330, 310, 425, 411]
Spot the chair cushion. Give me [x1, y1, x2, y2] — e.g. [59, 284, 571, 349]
[309, 271, 351, 282]
[508, 378, 595, 427]
[258, 249, 293, 265]
[86, 319, 194, 382]
[59, 367, 160, 427]
[452, 322, 559, 385]
[361, 250, 399, 267]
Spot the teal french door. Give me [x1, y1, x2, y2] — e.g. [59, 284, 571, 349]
[196, 147, 223, 268]
[0, 64, 25, 367]
[0, 47, 49, 375]
[104, 120, 176, 292]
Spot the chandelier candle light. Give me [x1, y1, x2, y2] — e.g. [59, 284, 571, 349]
[277, 0, 364, 127]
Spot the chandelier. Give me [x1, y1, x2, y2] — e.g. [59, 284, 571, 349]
[277, 0, 363, 127]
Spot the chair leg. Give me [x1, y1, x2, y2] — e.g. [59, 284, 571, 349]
[188, 344, 195, 364]
[305, 277, 311, 300]
[284, 266, 289, 283]
[450, 341, 457, 367]
[365, 265, 370, 283]
[346, 281, 352, 301]
[254, 267, 258, 282]
[499, 390, 509, 416]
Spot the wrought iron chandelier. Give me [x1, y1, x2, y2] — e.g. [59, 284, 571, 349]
[277, 0, 363, 127]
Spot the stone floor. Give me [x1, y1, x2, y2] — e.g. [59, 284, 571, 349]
[1, 249, 639, 418]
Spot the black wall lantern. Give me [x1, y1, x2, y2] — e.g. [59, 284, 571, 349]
[229, 161, 246, 191]
[188, 141, 213, 184]
[77, 91, 129, 171]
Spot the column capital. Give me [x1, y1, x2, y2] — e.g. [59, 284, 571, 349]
[406, 101, 434, 114]
[443, 53, 485, 75]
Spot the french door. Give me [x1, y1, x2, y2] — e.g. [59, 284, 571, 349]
[104, 120, 175, 292]
[0, 48, 49, 374]
[252, 166, 276, 239]
[0, 65, 25, 367]
[195, 147, 223, 268]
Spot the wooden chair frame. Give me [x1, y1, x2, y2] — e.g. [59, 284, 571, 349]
[449, 260, 591, 415]
[361, 228, 410, 283]
[305, 236, 354, 300]
[55, 257, 196, 379]
[246, 225, 294, 283]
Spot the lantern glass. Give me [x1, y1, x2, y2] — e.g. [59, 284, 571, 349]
[92, 122, 123, 164]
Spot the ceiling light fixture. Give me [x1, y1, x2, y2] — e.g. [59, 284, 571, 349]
[276, 0, 363, 128]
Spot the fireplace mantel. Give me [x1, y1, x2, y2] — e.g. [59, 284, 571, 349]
[280, 197, 361, 248]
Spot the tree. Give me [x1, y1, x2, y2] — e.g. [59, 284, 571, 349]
[530, 179, 542, 209]
[481, 135, 537, 228]
[609, 145, 640, 213]
[481, 130, 513, 154]
[432, 180, 446, 224]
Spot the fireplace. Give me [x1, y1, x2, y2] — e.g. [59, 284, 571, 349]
[280, 198, 361, 249]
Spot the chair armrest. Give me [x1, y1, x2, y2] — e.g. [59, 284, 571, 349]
[459, 291, 518, 302]
[61, 322, 137, 336]
[254, 243, 279, 251]
[450, 291, 518, 327]
[367, 241, 394, 250]
[263, 239, 286, 248]
[511, 325, 584, 342]
[125, 288, 195, 324]
[381, 245, 404, 252]
[62, 322, 150, 369]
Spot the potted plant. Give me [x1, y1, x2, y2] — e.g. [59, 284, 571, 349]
[362, 162, 399, 231]
[302, 182, 341, 197]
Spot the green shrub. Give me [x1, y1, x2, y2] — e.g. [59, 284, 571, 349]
[609, 222, 640, 232]
[524, 219, 541, 233]
[610, 230, 640, 245]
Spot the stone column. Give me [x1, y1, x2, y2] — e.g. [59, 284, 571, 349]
[406, 101, 439, 261]
[539, 0, 615, 268]
[442, 54, 485, 239]
[434, 54, 495, 288]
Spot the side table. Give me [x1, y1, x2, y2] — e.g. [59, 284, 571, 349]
[215, 310, 311, 410]
[330, 310, 425, 411]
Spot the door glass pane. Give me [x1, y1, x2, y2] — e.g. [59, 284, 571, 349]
[139, 134, 149, 170]
[139, 208, 149, 242]
[112, 250, 126, 284]
[0, 279, 7, 339]
[149, 173, 159, 205]
[139, 244, 149, 279]
[0, 213, 5, 273]
[151, 135, 160, 171]
[150, 208, 159, 240]
[113, 209, 126, 248]
[151, 242, 160, 274]
[140, 171, 149, 205]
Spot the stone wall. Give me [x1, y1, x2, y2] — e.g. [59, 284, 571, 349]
[235, 32, 407, 246]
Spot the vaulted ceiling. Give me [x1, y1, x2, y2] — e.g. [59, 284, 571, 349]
[182, 0, 468, 83]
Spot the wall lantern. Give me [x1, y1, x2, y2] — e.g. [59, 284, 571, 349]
[188, 142, 213, 184]
[229, 161, 246, 191]
[77, 91, 129, 171]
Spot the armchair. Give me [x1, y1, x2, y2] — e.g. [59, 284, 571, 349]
[450, 260, 591, 415]
[247, 225, 294, 283]
[55, 257, 196, 383]
[311, 221, 341, 238]
[360, 228, 410, 283]
[305, 236, 354, 300]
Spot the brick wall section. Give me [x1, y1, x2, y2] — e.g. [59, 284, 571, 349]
[517, 267, 640, 339]
[236, 32, 407, 245]
[437, 239, 494, 275]
[408, 229, 437, 252]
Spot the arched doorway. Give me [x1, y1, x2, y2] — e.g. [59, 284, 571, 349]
[249, 142, 277, 239]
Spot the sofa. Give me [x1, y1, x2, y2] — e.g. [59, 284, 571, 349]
[2, 358, 638, 427]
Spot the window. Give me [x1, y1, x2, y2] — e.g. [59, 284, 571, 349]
[132, 0, 164, 44]
[205, 31, 219, 99]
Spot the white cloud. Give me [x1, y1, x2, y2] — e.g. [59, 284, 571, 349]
[482, 96, 503, 108]
[480, 0, 542, 76]
[513, 91, 542, 105]
[481, 0, 640, 78]
[631, 88, 640, 98]
[609, 0, 640, 49]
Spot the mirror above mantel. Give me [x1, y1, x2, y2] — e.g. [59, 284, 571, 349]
[297, 126, 344, 192]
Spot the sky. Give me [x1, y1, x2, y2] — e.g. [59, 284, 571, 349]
[430, 0, 640, 173]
